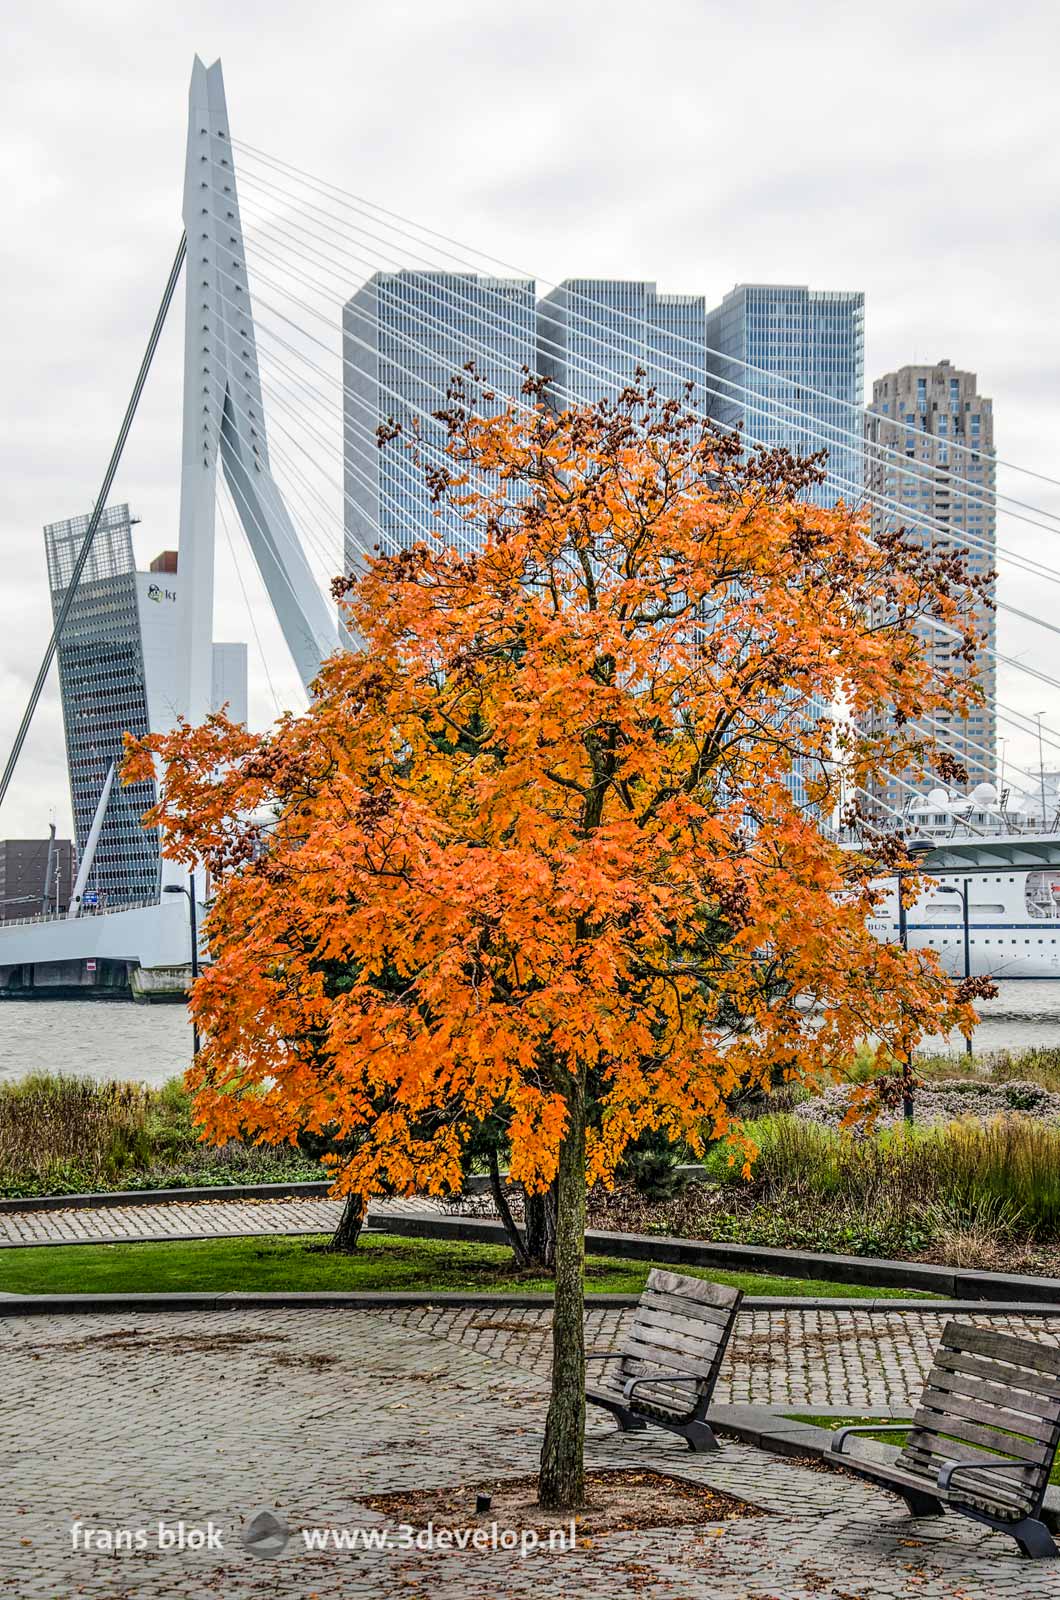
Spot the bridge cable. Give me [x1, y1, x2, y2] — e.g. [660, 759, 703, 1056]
[0, 232, 188, 815]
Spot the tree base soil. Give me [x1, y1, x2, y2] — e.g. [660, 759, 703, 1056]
[359, 1467, 762, 1538]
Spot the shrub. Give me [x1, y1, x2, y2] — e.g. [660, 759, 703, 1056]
[733, 1113, 1060, 1242]
[0, 1072, 323, 1197]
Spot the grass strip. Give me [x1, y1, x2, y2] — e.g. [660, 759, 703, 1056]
[0, 1231, 938, 1299]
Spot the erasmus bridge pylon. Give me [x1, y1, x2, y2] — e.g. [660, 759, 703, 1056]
[175, 55, 339, 725]
[0, 55, 342, 984]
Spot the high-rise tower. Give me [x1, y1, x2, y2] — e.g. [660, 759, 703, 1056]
[343, 270, 536, 567]
[44, 506, 163, 907]
[863, 360, 997, 817]
[536, 280, 707, 409]
[44, 506, 248, 908]
[704, 284, 864, 506]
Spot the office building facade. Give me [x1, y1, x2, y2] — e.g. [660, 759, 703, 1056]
[45, 506, 161, 908]
[44, 509, 248, 909]
[704, 284, 864, 506]
[0, 837, 74, 922]
[863, 361, 997, 819]
[537, 280, 707, 409]
[343, 270, 536, 567]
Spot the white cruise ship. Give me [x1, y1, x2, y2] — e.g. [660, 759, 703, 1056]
[863, 785, 1060, 979]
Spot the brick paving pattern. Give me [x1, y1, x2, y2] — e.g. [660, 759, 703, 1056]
[2, 1304, 1060, 1598]
[0, 1195, 441, 1247]
[384, 1301, 1060, 1407]
[4, 1193, 1060, 1414]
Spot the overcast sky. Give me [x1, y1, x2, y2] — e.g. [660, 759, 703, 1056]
[2, 0, 1059, 837]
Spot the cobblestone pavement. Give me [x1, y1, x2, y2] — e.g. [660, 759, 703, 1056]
[0, 1194, 445, 1247]
[3, 1305, 1059, 1599]
[383, 1302, 1060, 1409]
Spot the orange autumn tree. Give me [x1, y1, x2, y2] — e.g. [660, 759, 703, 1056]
[126, 376, 986, 1510]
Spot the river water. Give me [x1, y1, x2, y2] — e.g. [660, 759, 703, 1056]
[915, 978, 1060, 1058]
[0, 981, 1058, 1087]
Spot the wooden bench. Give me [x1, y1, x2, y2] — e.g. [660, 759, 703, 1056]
[585, 1268, 742, 1452]
[828, 1321, 1060, 1559]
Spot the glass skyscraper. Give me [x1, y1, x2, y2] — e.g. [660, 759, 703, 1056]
[536, 280, 707, 408]
[342, 270, 536, 567]
[863, 360, 997, 819]
[704, 285, 864, 506]
[43, 509, 248, 910]
[703, 285, 864, 811]
[44, 505, 160, 908]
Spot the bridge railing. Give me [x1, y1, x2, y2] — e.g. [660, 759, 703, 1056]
[0, 898, 164, 931]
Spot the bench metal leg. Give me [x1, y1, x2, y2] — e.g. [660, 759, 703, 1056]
[900, 1489, 944, 1519]
[1011, 1518, 1059, 1560]
[676, 1419, 720, 1453]
[613, 1406, 648, 1434]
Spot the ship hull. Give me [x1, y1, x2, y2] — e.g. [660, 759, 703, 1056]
[869, 860, 1060, 979]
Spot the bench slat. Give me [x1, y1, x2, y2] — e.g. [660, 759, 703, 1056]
[590, 1373, 695, 1412]
[934, 1346, 1060, 1403]
[618, 1338, 719, 1382]
[639, 1290, 734, 1328]
[633, 1303, 730, 1341]
[938, 1322, 1060, 1380]
[891, 1450, 1032, 1503]
[901, 1434, 1039, 1474]
[928, 1360, 1060, 1422]
[902, 1440, 1036, 1483]
[629, 1309, 727, 1354]
[624, 1330, 725, 1370]
[915, 1385, 1059, 1447]
[907, 1410, 1047, 1466]
[900, 1449, 1036, 1511]
[645, 1268, 741, 1309]
[588, 1389, 695, 1422]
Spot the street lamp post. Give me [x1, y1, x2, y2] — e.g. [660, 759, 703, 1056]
[937, 879, 973, 1057]
[164, 874, 200, 1057]
[894, 842, 936, 1124]
[895, 867, 914, 1123]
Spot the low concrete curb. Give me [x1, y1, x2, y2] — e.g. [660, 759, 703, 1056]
[0, 1168, 697, 1213]
[1, 1291, 1059, 1318]
[0, 1180, 331, 1213]
[712, 1403, 1060, 1534]
[375, 1212, 1060, 1306]
[0, 1290, 633, 1315]
[0, 1225, 339, 1251]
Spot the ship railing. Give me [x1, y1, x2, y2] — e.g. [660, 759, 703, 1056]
[837, 819, 1059, 846]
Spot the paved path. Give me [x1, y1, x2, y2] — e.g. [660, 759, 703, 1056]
[383, 1300, 1060, 1410]
[0, 1194, 431, 1247]
[2, 1303, 1057, 1599]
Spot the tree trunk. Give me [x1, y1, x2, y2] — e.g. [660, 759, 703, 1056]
[524, 1182, 557, 1270]
[329, 1191, 366, 1253]
[486, 1143, 557, 1271]
[538, 1078, 586, 1510]
[487, 1144, 530, 1268]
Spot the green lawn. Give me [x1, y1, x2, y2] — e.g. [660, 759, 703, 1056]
[786, 1413, 1060, 1487]
[786, 1412, 915, 1444]
[0, 1231, 939, 1299]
